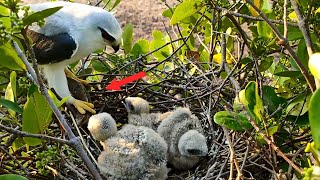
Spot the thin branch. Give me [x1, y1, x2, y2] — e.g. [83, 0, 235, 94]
[0, 124, 71, 145]
[12, 36, 102, 180]
[0, 145, 30, 176]
[216, 6, 299, 27]
[289, 0, 314, 56]
[244, 0, 316, 92]
[248, 117, 303, 174]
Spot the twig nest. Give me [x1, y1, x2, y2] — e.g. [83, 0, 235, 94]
[157, 107, 208, 170]
[87, 113, 117, 141]
[98, 124, 169, 179]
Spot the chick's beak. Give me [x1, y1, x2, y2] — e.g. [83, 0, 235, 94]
[112, 44, 120, 52]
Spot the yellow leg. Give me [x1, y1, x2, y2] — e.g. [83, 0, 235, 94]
[64, 68, 90, 85]
[71, 98, 96, 114]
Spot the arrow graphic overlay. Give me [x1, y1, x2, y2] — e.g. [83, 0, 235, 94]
[106, 71, 146, 90]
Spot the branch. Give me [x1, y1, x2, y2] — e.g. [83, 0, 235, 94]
[216, 6, 299, 27]
[0, 124, 71, 145]
[248, 117, 303, 174]
[12, 31, 102, 180]
[289, 0, 314, 56]
[244, 0, 316, 92]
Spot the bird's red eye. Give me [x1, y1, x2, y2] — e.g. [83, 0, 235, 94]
[98, 27, 116, 42]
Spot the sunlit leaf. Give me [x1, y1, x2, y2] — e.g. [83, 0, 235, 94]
[214, 111, 253, 132]
[288, 11, 298, 22]
[309, 88, 320, 148]
[248, 0, 261, 17]
[121, 23, 134, 54]
[261, 0, 272, 14]
[23, 6, 63, 26]
[5, 71, 17, 117]
[0, 174, 28, 180]
[0, 98, 22, 114]
[170, 0, 202, 25]
[0, 43, 26, 70]
[162, 8, 174, 18]
[257, 21, 273, 38]
[267, 125, 279, 136]
[22, 84, 53, 146]
[286, 92, 311, 116]
[132, 39, 149, 57]
[244, 81, 264, 122]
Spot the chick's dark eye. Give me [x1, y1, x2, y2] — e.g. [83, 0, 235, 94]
[98, 27, 116, 42]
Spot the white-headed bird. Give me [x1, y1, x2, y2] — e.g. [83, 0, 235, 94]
[25, 1, 122, 114]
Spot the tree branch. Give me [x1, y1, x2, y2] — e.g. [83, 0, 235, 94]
[244, 0, 316, 92]
[12, 31, 102, 180]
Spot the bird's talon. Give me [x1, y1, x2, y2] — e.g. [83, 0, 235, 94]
[72, 99, 96, 114]
[65, 68, 90, 85]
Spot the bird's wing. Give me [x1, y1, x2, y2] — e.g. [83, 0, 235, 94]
[27, 29, 78, 64]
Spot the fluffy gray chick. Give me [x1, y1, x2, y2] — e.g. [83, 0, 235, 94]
[157, 107, 208, 170]
[87, 112, 117, 141]
[98, 123, 169, 180]
[124, 97, 171, 130]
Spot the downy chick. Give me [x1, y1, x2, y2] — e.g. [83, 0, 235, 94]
[124, 97, 170, 130]
[94, 113, 168, 179]
[157, 107, 208, 170]
[87, 112, 117, 141]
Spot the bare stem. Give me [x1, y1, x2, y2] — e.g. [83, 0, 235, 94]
[244, 0, 315, 92]
[13, 29, 102, 179]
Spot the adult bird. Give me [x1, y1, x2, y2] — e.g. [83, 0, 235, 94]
[24, 1, 122, 114]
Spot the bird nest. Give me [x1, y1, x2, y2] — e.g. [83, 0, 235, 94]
[58, 52, 277, 179]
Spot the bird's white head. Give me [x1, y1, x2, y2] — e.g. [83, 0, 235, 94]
[89, 10, 122, 52]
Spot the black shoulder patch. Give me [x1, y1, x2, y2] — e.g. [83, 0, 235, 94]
[27, 30, 77, 65]
[98, 27, 116, 42]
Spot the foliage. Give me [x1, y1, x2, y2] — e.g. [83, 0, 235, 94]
[1, 0, 320, 179]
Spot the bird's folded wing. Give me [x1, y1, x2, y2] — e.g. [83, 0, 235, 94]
[27, 30, 77, 64]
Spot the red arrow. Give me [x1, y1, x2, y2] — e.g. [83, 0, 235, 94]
[106, 71, 146, 90]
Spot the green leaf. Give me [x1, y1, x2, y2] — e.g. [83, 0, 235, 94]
[0, 98, 22, 114]
[23, 6, 63, 26]
[259, 56, 273, 72]
[150, 34, 170, 61]
[162, 8, 175, 18]
[244, 81, 264, 121]
[22, 84, 53, 146]
[278, 26, 303, 41]
[257, 21, 273, 38]
[262, 85, 286, 118]
[131, 39, 149, 57]
[261, 0, 273, 14]
[267, 125, 279, 136]
[0, 5, 10, 28]
[0, 43, 26, 70]
[309, 88, 320, 148]
[297, 40, 308, 69]
[110, 0, 121, 11]
[170, 0, 202, 25]
[121, 23, 134, 54]
[5, 71, 17, 117]
[286, 92, 311, 116]
[274, 70, 302, 77]
[91, 60, 110, 72]
[214, 111, 253, 132]
[0, 174, 28, 180]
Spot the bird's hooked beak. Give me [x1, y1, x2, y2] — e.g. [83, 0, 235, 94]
[98, 27, 120, 52]
[112, 44, 120, 52]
